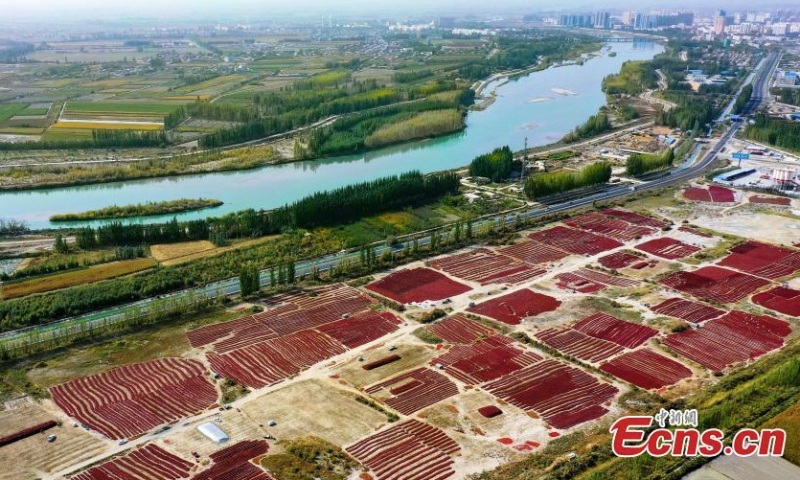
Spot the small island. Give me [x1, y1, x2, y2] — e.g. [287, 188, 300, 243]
[50, 198, 224, 222]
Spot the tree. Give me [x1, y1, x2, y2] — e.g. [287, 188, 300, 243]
[468, 146, 514, 182]
[54, 234, 69, 254]
[286, 261, 296, 284]
[626, 149, 674, 177]
[524, 162, 612, 200]
[150, 57, 166, 69]
[239, 265, 260, 297]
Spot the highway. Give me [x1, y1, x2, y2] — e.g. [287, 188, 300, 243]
[0, 51, 779, 353]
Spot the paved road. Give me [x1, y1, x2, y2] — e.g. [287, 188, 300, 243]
[0, 52, 779, 353]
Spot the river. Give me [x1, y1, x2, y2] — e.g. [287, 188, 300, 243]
[1, 41, 663, 230]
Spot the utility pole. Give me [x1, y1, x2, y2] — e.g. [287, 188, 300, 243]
[520, 136, 528, 200]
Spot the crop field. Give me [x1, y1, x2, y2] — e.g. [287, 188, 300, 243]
[0, 127, 45, 135]
[64, 101, 183, 116]
[317, 311, 403, 348]
[535, 328, 624, 362]
[194, 440, 271, 480]
[429, 335, 542, 384]
[663, 311, 791, 372]
[650, 297, 726, 323]
[597, 251, 657, 270]
[717, 241, 800, 279]
[600, 349, 693, 390]
[483, 359, 619, 429]
[601, 208, 669, 228]
[497, 240, 570, 265]
[150, 240, 217, 262]
[207, 329, 347, 388]
[42, 128, 94, 142]
[683, 185, 736, 203]
[527, 226, 623, 256]
[597, 251, 644, 269]
[364, 367, 459, 415]
[0, 104, 28, 123]
[572, 313, 657, 348]
[71, 444, 193, 480]
[635, 237, 701, 259]
[535, 313, 657, 364]
[660, 265, 770, 304]
[188, 284, 374, 351]
[52, 121, 163, 130]
[365, 267, 472, 304]
[1, 258, 156, 299]
[555, 267, 640, 293]
[750, 194, 791, 205]
[345, 420, 460, 480]
[169, 74, 248, 95]
[467, 289, 561, 325]
[50, 357, 217, 439]
[752, 286, 800, 316]
[20, 104, 51, 116]
[563, 212, 657, 241]
[427, 314, 497, 344]
[428, 248, 545, 285]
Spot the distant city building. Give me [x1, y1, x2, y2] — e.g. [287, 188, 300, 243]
[776, 71, 800, 87]
[634, 13, 653, 31]
[593, 12, 610, 29]
[714, 16, 728, 35]
[772, 23, 789, 36]
[622, 11, 636, 26]
[558, 14, 594, 28]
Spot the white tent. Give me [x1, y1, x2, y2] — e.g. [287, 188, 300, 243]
[196, 422, 230, 444]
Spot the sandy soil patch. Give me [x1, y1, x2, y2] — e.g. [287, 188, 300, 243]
[240, 379, 387, 446]
[0, 401, 108, 480]
[689, 210, 800, 247]
[335, 343, 437, 389]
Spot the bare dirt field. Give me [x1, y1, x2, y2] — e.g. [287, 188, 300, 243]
[0, 401, 109, 480]
[240, 379, 387, 446]
[335, 343, 438, 388]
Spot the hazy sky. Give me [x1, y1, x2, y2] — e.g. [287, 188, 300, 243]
[0, 0, 780, 22]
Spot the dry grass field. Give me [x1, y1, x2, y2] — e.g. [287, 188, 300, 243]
[1, 258, 156, 299]
[150, 240, 216, 263]
[152, 236, 279, 266]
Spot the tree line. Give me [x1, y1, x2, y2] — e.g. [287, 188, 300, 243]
[524, 162, 611, 200]
[732, 84, 753, 115]
[70, 170, 460, 249]
[657, 94, 714, 132]
[774, 88, 800, 106]
[563, 113, 612, 143]
[0, 130, 169, 151]
[626, 149, 675, 177]
[744, 114, 800, 152]
[468, 146, 514, 182]
[602, 60, 657, 96]
[304, 94, 467, 157]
